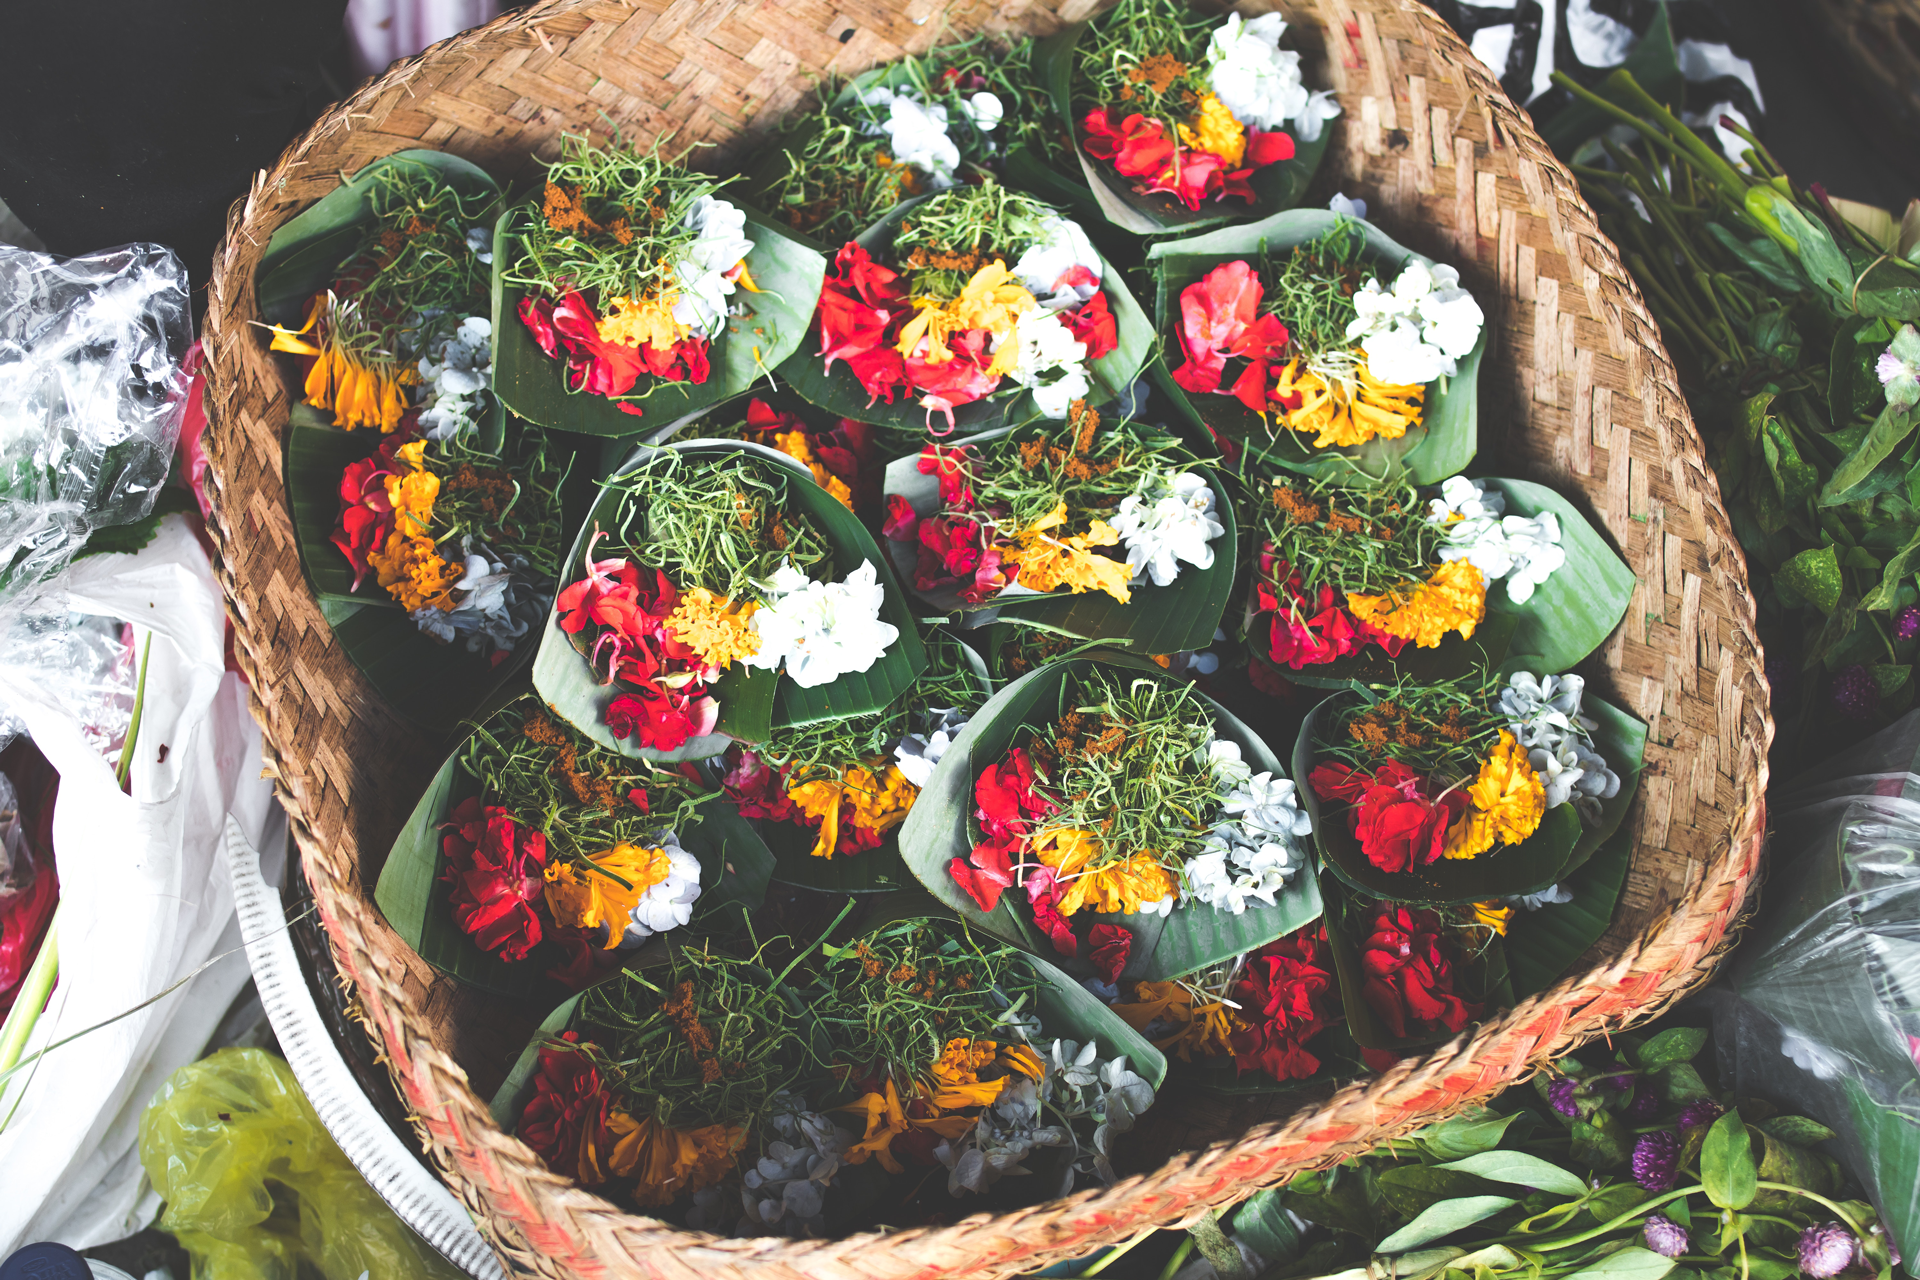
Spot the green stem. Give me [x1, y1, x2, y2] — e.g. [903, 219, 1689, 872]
[1156, 1238, 1197, 1280]
[1696, 271, 1747, 362]
[1754, 1183, 1868, 1235]
[1081, 1230, 1153, 1277]
[116, 631, 153, 790]
[0, 903, 61, 1089]
[1593, 69, 1753, 204]
[1499, 1184, 1705, 1251]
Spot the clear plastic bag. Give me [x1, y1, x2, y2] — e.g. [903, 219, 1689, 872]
[1709, 710, 1920, 1273]
[137, 1047, 467, 1280]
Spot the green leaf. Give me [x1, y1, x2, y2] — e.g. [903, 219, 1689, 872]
[75, 487, 197, 560]
[1824, 403, 1919, 505]
[373, 696, 774, 1000]
[774, 194, 1153, 433]
[1571, 1109, 1634, 1169]
[1702, 1111, 1759, 1210]
[1481, 478, 1636, 674]
[1586, 1183, 1650, 1224]
[1562, 1247, 1678, 1280]
[1777, 544, 1845, 613]
[258, 149, 501, 326]
[1540, 3, 1681, 156]
[1706, 223, 1807, 294]
[1861, 522, 1920, 610]
[1435, 1152, 1589, 1196]
[1415, 1109, 1526, 1160]
[1000, 144, 1108, 229]
[1297, 694, 1584, 904]
[533, 439, 927, 758]
[1147, 211, 1483, 485]
[1283, 1177, 1378, 1237]
[1232, 1189, 1304, 1266]
[1032, 20, 1331, 236]
[1635, 1026, 1708, 1069]
[1377, 1165, 1506, 1218]
[881, 435, 1236, 655]
[1657, 1062, 1712, 1105]
[1756, 1115, 1839, 1146]
[1562, 693, 1649, 878]
[491, 206, 826, 437]
[488, 993, 582, 1130]
[895, 651, 1322, 981]
[1376, 1197, 1518, 1253]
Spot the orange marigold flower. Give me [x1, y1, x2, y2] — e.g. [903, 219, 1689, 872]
[1032, 827, 1178, 916]
[1271, 355, 1425, 448]
[1178, 93, 1248, 168]
[666, 587, 760, 670]
[603, 1111, 744, 1207]
[928, 1037, 1006, 1110]
[1109, 980, 1244, 1060]
[542, 843, 674, 949]
[1346, 559, 1486, 649]
[1443, 731, 1546, 860]
[1469, 900, 1515, 934]
[786, 764, 919, 859]
[368, 531, 461, 612]
[1003, 501, 1134, 603]
[836, 1078, 973, 1175]
[772, 429, 854, 510]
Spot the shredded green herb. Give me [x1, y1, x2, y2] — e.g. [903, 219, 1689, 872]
[891, 180, 1053, 297]
[1254, 474, 1444, 599]
[1315, 672, 1507, 782]
[422, 423, 568, 579]
[1074, 0, 1214, 135]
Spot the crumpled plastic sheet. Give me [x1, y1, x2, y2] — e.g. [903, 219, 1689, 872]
[139, 1047, 466, 1280]
[0, 242, 191, 752]
[1709, 712, 1920, 1271]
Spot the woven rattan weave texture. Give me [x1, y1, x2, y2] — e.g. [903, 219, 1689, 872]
[200, 0, 1771, 1275]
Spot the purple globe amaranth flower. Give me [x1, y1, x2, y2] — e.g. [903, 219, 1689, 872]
[1831, 665, 1880, 721]
[1632, 1129, 1682, 1191]
[1549, 1078, 1581, 1117]
[1899, 606, 1920, 643]
[1677, 1099, 1725, 1132]
[1626, 1085, 1661, 1121]
[1799, 1223, 1859, 1278]
[1606, 1073, 1636, 1091]
[1643, 1214, 1690, 1259]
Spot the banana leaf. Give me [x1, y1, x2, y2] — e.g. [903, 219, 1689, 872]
[372, 694, 775, 1002]
[881, 426, 1236, 654]
[725, 630, 994, 894]
[1554, 688, 1648, 879]
[1146, 211, 1484, 485]
[1503, 825, 1631, 999]
[895, 650, 1323, 982]
[532, 438, 927, 762]
[1320, 873, 1510, 1051]
[490, 205, 826, 437]
[256, 149, 500, 327]
[1479, 479, 1635, 673]
[1032, 21, 1332, 236]
[485, 912, 1167, 1129]
[773, 194, 1153, 434]
[1293, 693, 1585, 905]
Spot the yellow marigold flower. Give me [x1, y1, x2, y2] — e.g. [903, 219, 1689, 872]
[896, 261, 1036, 365]
[666, 587, 760, 670]
[786, 764, 919, 859]
[542, 843, 674, 949]
[1178, 93, 1248, 168]
[1443, 731, 1546, 860]
[1346, 559, 1486, 649]
[1271, 355, 1426, 448]
[837, 1078, 972, 1175]
[270, 295, 414, 432]
[597, 290, 690, 352]
[928, 1038, 1007, 1110]
[1032, 826, 1178, 916]
[384, 453, 439, 538]
[772, 429, 854, 510]
[1470, 900, 1515, 935]
[1003, 501, 1134, 602]
[603, 1112, 744, 1207]
[1110, 980, 1244, 1061]
[368, 531, 461, 612]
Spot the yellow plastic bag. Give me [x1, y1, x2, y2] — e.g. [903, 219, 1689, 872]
[139, 1047, 467, 1280]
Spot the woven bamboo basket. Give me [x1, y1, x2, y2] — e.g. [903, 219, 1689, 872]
[199, 0, 1772, 1274]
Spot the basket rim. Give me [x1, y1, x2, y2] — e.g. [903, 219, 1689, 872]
[197, 0, 1772, 1274]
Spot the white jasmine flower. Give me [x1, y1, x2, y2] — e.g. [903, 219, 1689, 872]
[859, 87, 961, 187]
[1529, 739, 1587, 809]
[894, 705, 970, 787]
[465, 225, 494, 264]
[1132, 892, 1176, 917]
[1328, 192, 1368, 219]
[964, 91, 1004, 131]
[1505, 884, 1574, 911]
[1499, 672, 1620, 820]
[1203, 13, 1339, 141]
[1427, 475, 1506, 524]
[1012, 217, 1103, 309]
[1358, 319, 1454, 385]
[416, 314, 494, 440]
[1436, 511, 1566, 604]
[1109, 470, 1226, 587]
[745, 559, 900, 688]
[1007, 311, 1092, 419]
[672, 196, 754, 337]
[1205, 738, 1252, 789]
[1347, 260, 1484, 385]
[623, 830, 702, 939]
[1218, 772, 1314, 840]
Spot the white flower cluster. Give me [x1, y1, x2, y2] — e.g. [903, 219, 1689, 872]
[464, 224, 494, 264]
[1203, 13, 1342, 143]
[893, 703, 970, 787]
[1008, 312, 1093, 419]
[411, 535, 544, 654]
[612, 829, 703, 941]
[1499, 672, 1621, 823]
[1346, 259, 1485, 386]
[857, 85, 1004, 189]
[1110, 470, 1226, 588]
[672, 195, 754, 337]
[1426, 476, 1566, 604]
[731, 1095, 854, 1234]
[416, 315, 493, 441]
[1184, 740, 1311, 916]
[745, 559, 901, 689]
[1504, 884, 1574, 911]
[1012, 217, 1102, 309]
[937, 1035, 1156, 1195]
